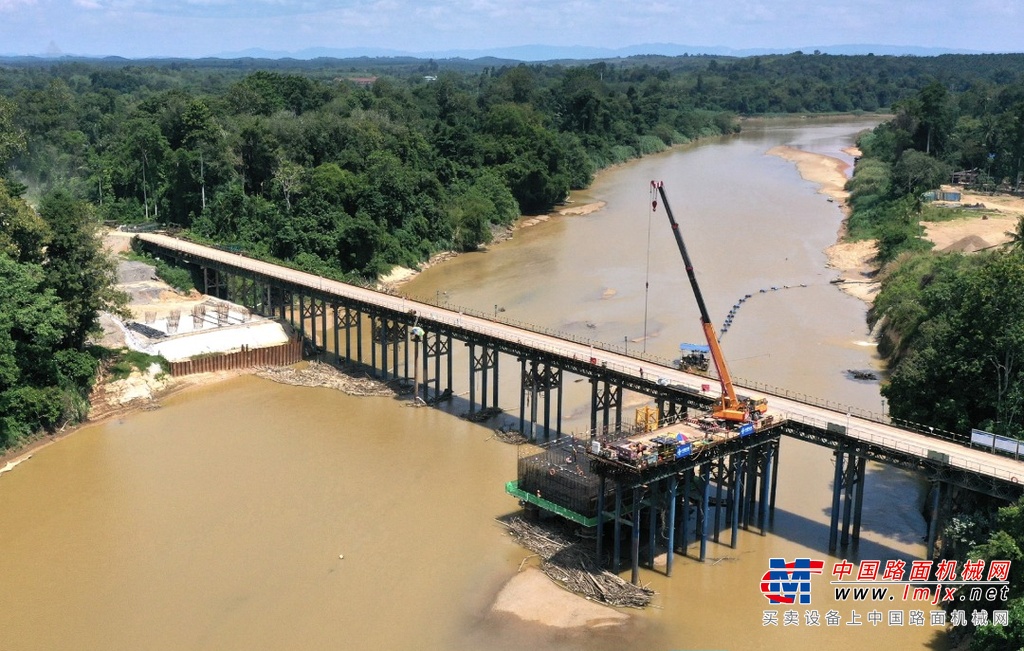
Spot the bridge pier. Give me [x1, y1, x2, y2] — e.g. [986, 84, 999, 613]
[657, 395, 687, 425]
[926, 480, 948, 559]
[630, 486, 641, 585]
[679, 467, 693, 552]
[596, 475, 606, 564]
[302, 296, 326, 357]
[370, 314, 406, 379]
[730, 451, 745, 548]
[647, 481, 658, 569]
[666, 475, 678, 576]
[828, 445, 866, 552]
[699, 461, 711, 562]
[518, 359, 563, 441]
[590, 376, 622, 432]
[202, 266, 227, 299]
[421, 330, 453, 403]
[713, 456, 726, 544]
[613, 481, 623, 573]
[467, 342, 499, 416]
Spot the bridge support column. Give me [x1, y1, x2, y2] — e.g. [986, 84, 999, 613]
[713, 456, 725, 543]
[330, 303, 341, 362]
[371, 315, 405, 379]
[829, 447, 845, 552]
[317, 294, 325, 350]
[467, 342, 498, 416]
[631, 486, 641, 585]
[282, 289, 294, 324]
[730, 452, 745, 549]
[613, 481, 623, 573]
[680, 468, 692, 553]
[590, 377, 622, 432]
[656, 396, 686, 426]
[596, 475, 606, 565]
[302, 296, 325, 357]
[666, 476, 678, 577]
[770, 439, 781, 524]
[829, 445, 866, 552]
[202, 267, 227, 299]
[926, 480, 946, 559]
[852, 455, 867, 542]
[759, 443, 773, 535]
[519, 360, 563, 440]
[648, 482, 658, 569]
[699, 462, 711, 562]
[744, 450, 758, 530]
[356, 310, 363, 365]
[392, 320, 401, 382]
[421, 330, 452, 403]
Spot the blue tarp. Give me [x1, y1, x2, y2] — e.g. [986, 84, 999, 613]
[680, 343, 711, 353]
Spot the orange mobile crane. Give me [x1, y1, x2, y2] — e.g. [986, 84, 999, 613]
[651, 180, 760, 423]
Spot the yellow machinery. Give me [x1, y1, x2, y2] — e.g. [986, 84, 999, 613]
[635, 406, 659, 433]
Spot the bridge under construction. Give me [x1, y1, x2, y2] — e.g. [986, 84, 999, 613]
[137, 232, 1024, 584]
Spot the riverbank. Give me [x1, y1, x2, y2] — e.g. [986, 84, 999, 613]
[378, 201, 608, 292]
[766, 144, 883, 303]
[769, 144, 1024, 305]
[0, 367, 251, 469]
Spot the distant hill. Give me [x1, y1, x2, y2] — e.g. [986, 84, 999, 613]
[216, 42, 988, 61]
[2, 42, 998, 64]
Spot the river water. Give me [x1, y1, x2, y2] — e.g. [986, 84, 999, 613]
[0, 118, 947, 650]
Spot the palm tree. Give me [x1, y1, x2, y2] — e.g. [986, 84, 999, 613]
[1006, 216, 1024, 253]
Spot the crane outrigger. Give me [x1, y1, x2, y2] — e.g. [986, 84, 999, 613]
[650, 180, 765, 423]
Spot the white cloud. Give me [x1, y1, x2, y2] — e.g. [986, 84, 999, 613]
[0, 0, 36, 11]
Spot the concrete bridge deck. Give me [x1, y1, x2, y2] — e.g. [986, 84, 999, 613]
[136, 233, 1024, 490]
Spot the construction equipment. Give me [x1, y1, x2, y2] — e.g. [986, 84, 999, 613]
[650, 180, 761, 423]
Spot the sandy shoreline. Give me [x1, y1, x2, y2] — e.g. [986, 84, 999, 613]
[378, 200, 608, 292]
[769, 144, 1024, 304]
[767, 144, 883, 302]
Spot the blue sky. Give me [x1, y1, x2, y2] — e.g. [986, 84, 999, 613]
[0, 0, 1020, 58]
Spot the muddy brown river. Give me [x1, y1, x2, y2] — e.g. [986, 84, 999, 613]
[0, 118, 947, 650]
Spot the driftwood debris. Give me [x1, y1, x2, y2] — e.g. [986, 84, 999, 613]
[462, 406, 503, 422]
[256, 362, 399, 397]
[492, 428, 528, 445]
[502, 517, 654, 609]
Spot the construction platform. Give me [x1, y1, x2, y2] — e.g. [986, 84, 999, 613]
[586, 409, 784, 474]
[508, 410, 787, 525]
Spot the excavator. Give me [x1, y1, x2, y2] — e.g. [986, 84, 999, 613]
[650, 180, 766, 423]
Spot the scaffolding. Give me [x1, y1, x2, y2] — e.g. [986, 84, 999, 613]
[516, 435, 604, 520]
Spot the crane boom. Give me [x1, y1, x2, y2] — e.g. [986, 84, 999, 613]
[651, 180, 746, 421]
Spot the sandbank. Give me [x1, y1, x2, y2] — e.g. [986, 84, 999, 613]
[768, 145, 1024, 305]
[767, 145, 881, 301]
[491, 567, 630, 629]
[767, 145, 852, 206]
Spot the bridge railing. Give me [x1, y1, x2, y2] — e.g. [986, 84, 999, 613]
[144, 235, 1011, 466]
[410, 292, 681, 368]
[781, 411, 1023, 484]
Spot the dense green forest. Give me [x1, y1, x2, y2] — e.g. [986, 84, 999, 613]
[0, 178, 123, 446]
[2, 52, 1024, 446]
[843, 77, 1024, 442]
[3, 52, 1023, 280]
[845, 75, 1024, 649]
